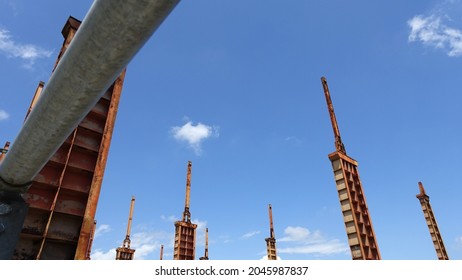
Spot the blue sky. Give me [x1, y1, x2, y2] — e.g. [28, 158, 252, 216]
[1, 0, 462, 260]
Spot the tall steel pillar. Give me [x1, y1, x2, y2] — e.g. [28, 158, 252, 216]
[199, 228, 209, 260]
[116, 196, 136, 260]
[265, 204, 277, 260]
[321, 77, 381, 260]
[416, 182, 449, 260]
[173, 161, 197, 260]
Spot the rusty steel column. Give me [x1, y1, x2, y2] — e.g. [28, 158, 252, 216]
[321, 77, 381, 260]
[265, 204, 277, 260]
[174, 161, 197, 260]
[116, 196, 136, 260]
[199, 228, 209, 260]
[416, 182, 449, 260]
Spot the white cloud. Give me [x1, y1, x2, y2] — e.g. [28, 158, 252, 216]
[90, 248, 116, 260]
[408, 15, 462, 56]
[0, 110, 9, 121]
[240, 230, 261, 240]
[91, 230, 168, 260]
[160, 215, 178, 222]
[94, 224, 111, 238]
[171, 120, 219, 155]
[278, 226, 348, 256]
[0, 27, 52, 68]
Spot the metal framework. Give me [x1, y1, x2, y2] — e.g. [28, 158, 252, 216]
[265, 204, 277, 260]
[321, 77, 381, 260]
[0, 0, 180, 260]
[199, 228, 209, 260]
[173, 161, 197, 260]
[11, 17, 126, 260]
[116, 196, 136, 260]
[416, 182, 449, 260]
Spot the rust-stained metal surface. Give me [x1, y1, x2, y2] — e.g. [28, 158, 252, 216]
[174, 161, 197, 260]
[85, 220, 97, 259]
[416, 182, 449, 260]
[12, 16, 125, 260]
[265, 204, 277, 260]
[115, 196, 136, 260]
[321, 77, 381, 260]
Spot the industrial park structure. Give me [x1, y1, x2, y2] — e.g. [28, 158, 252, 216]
[0, 1, 453, 261]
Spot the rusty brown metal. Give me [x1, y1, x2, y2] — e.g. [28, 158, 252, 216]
[12, 16, 126, 260]
[74, 69, 126, 260]
[321, 77, 346, 154]
[322, 77, 381, 260]
[85, 220, 97, 260]
[25, 82, 45, 120]
[0, 142, 10, 162]
[416, 182, 449, 260]
[265, 204, 277, 260]
[116, 196, 136, 260]
[174, 161, 197, 260]
[199, 228, 209, 260]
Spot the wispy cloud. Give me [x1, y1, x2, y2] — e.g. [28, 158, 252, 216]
[90, 248, 116, 260]
[240, 230, 261, 240]
[0, 110, 9, 121]
[456, 236, 462, 247]
[278, 226, 348, 256]
[90, 230, 168, 260]
[0, 27, 52, 68]
[94, 224, 111, 238]
[171, 120, 219, 155]
[408, 1, 462, 57]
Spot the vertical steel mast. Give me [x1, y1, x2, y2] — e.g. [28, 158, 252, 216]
[321, 77, 381, 260]
[199, 228, 209, 260]
[416, 182, 449, 260]
[265, 204, 277, 260]
[116, 196, 136, 260]
[174, 161, 197, 260]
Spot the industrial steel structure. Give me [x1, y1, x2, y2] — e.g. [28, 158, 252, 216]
[13, 16, 126, 260]
[321, 77, 381, 260]
[416, 182, 449, 260]
[173, 161, 197, 260]
[0, 0, 180, 260]
[199, 228, 209, 260]
[265, 204, 277, 260]
[116, 196, 136, 260]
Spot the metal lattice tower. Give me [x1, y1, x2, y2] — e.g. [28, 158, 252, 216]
[265, 204, 277, 260]
[173, 161, 197, 260]
[321, 77, 381, 260]
[416, 182, 449, 260]
[116, 196, 136, 260]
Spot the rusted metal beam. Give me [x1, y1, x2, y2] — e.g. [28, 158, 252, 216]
[416, 182, 449, 260]
[321, 77, 381, 260]
[265, 204, 277, 260]
[321, 77, 346, 154]
[0, 0, 180, 259]
[0, 0, 180, 191]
